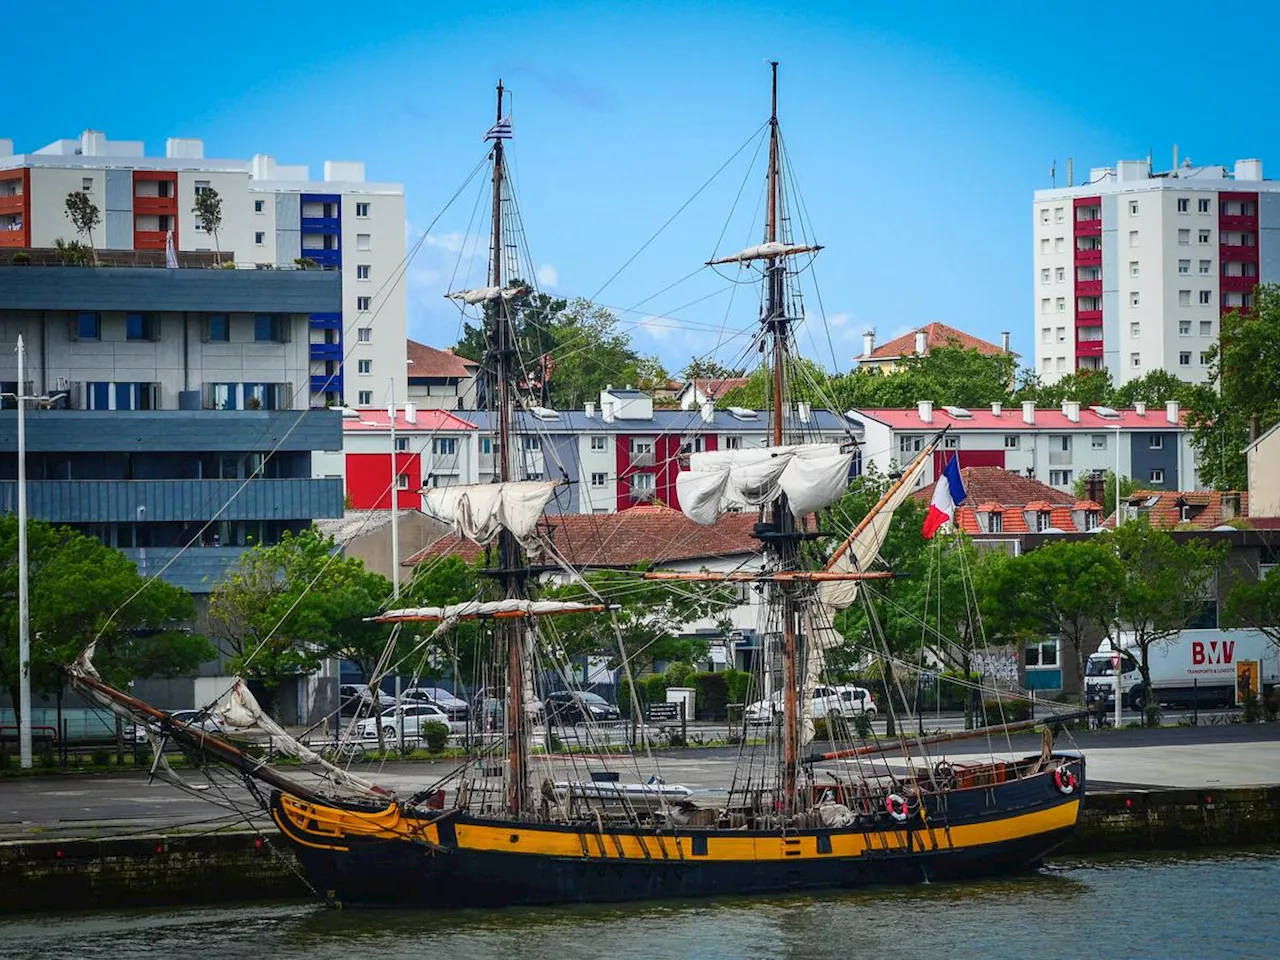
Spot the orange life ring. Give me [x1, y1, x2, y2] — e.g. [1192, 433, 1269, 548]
[885, 793, 910, 822]
[1054, 767, 1078, 795]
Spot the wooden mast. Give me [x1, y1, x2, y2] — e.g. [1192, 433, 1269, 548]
[488, 80, 529, 818]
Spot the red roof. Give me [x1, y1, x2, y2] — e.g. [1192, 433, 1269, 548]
[914, 467, 1091, 535]
[683, 377, 751, 399]
[861, 322, 1008, 360]
[858, 406, 1186, 430]
[407, 340, 475, 379]
[403, 503, 761, 567]
[1103, 490, 1250, 530]
[343, 409, 477, 432]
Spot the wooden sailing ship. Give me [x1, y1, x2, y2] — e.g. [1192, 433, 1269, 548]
[69, 67, 1085, 908]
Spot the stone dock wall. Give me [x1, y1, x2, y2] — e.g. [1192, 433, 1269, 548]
[2, 786, 1278, 913]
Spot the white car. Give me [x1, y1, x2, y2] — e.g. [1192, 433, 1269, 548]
[399, 686, 470, 719]
[357, 703, 465, 743]
[745, 685, 877, 725]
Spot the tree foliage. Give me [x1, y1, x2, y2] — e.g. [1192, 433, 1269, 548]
[64, 191, 101, 254]
[1223, 571, 1280, 651]
[0, 518, 206, 720]
[681, 358, 746, 381]
[192, 188, 223, 256]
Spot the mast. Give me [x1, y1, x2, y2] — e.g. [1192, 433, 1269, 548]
[762, 62, 800, 814]
[16, 335, 32, 770]
[488, 79, 530, 817]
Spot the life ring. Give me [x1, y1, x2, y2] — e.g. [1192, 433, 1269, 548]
[1054, 767, 1078, 795]
[885, 793, 910, 822]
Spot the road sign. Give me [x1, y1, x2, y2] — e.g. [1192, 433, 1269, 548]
[646, 702, 679, 722]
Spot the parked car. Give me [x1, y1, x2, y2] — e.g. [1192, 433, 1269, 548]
[543, 690, 621, 725]
[745, 685, 877, 725]
[131, 709, 226, 743]
[357, 703, 464, 742]
[340, 683, 397, 716]
[400, 686, 470, 721]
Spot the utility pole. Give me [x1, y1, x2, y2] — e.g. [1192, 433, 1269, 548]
[388, 378, 400, 602]
[16, 335, 32, 769]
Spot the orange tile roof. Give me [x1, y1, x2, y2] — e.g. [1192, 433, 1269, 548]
[407, 340, 475, 379]
[403, 503, 762, 568]
[921, 468, 1096, 534]
[1102, 490, 1250, 530]
[683, 377, 751, 398]
[862, 322, 1008, 360]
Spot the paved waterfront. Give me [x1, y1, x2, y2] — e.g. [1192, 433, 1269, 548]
[1, 724, 1276, 840]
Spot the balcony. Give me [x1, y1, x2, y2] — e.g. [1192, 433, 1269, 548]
[300, 216, 341, 232]
[133, 195, 177, 215]
[1219, 214, 1256, 231]
[0, 194, 24, 216]
[300, 247, 341, 268]
[629, 451, 655, 468]
[311, 373, 343, 394]
[1074, 247, 1101, 265]
[133, 230, 169, 250]
[1075, 279, 1102, 296]
[1076, 309, 1102, 323]
[1220, 243, 1259, 262]
[1076, 339, 1104, 357]
[1073, 219, 1101, 237]
[310, 341, 343, 362]
[122, 545, 252, 594]
[309, 312, 343, 330]
[1221, 275, 1256, 293]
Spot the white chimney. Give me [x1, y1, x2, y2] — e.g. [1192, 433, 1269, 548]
[862, 330, 875, 358]
[1166, 400, 1180, 424]
[700, 400, 714, 424]
[603, 401, 615, 424]
[1063, 400, 1080, 423]
[914, 331, 927, 355]
[0, 139, 15, 158]
[165, 137, 204, 159]
[1234, 159, 1263, 182]
[404, 402, 417, 425]
[991, 402, 1002, 417]
[79, 129, 106, 156]
[584, 401, 595, 418]
[917, 400, 933, 424]
[1135, 402, 1146, 417]
[1022, 401, 1036, 425]
[1001, 331, 1011, 354]
[797, 401, 811, 424]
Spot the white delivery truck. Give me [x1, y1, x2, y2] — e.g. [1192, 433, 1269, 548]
[1084, 629, 1279, 710]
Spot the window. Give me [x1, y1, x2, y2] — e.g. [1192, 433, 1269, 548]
[1178, 259, 1190, 274]
[1130, 322, 1141, 338]
[396, 474, 409, 490]
[254, 314, 287, 342]
[1131, 352, 1141, 368]
[1200, 320, 1213, 336]
[194, 180, 211, 196]
[1198, 229, 1211, 244]
[1036, 511, 1053, 532]
[1129, 261, 1139, 278]
[357, 359, 372, 374]
[591, 472, 606, 487]
[1178, 229, 1190, 245]
[82, 177, 93, 191]
[631, 472, 654, 492]
[357, 390, 372, 405]
[394, 437, 409, 452]
[480, 438, 492, 454]
[1004, 435, 1019, 449]
[1198, 198, 1211, 213]
[523, 436, 541, 451]
[356, 233, 371, 251]
[1085, 511, 1100, 531]
[1129, 292, 1140, 307]
[1179, 293, 1192, 309]
[125, 312, 158, 341]
[1040, 298, 1051, 315]
[206, 313, 229, 342]
[1050, 470, 1072, 486]
[357, 327, 371, 343]
[1055, 266, 1065, 282]
[75, 311, 101, 340]
[1092, 434, 1107, 450]
[1040, 238, 1050, 254]
[357, 296, 371, 311]
[590, 436, 607, 451]
[899, 435, 923, 455]
[1129, 200, 1139, 215]
[254, 231, 264, 245]
[433, 438, 457, 455]
[1201, 351, 1213, 365]
[356, 264, 370, 280]
[1149, 468, 1165, 484]
[1056, 326, 1066, 342]
[1026, 639, 1059, 668]
[1054, 237, 1065, 253]
[1177, 198, 1189, 213]
[1129, 230, 1139, 247]
[1056, 297, 1065, 313]
[1040, 268, 1050, 284]
[1055, 207, 1064, 223]
[1178, 352, 1191, 367]
[1199, 290, 1212, 305]
[1149, 435, 1164, 450]
[1199, 260, 1211, 274]
[1041, 327, 1052, 344]
[987, 512, 1004, 533]
[723, 436, 741, 450]
[1040, 207, 1049, 224]
[1056, 357, 1066, 372]
[356, 202, 370, 218]
[254, 199, 264, 213]
[1179, 318, 1191, 334]
[1054, 435, 1071, 453]
[943, 434, 959, 450]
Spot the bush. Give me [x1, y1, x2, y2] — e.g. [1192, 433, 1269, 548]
[10, 252, 31, 265]
[91, 747, 111, 767]
[1263, 689, 1279, 723]
[1242, 690, 1261, 724]
[422, 721, 449, 753]
[548, 731, 563, 753]
[294, 257, 318, 269]
[692, 671, 729, 720]
[724, 668, 752, 707]
[981, 699, 1032, 723]
[665, 661, 694, 687]
[642, 673, 669, 706]
[853, 712, 874, 739]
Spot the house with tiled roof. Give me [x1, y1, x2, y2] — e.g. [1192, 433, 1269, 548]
[405, 339, 478, 411]
[854, 322, 1013, 373]
[912, 466, 1102, 538]
[677, 377, 752, 410]
[1105, 489, 1250, 530]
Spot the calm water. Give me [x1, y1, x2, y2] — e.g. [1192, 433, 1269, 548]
[2, 851, 1277, 960]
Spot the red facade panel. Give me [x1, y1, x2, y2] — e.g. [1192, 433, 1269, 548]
[933, 449, 1006, 476]
[132, 170, 178, 250]
[1072, 196, 1103, 370]
[346, 453, 422, 510]
[0, 168, 31, 249]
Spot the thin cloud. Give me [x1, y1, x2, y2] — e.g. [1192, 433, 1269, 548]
[508, 62, 615, 113]
[536, 263, 559, 287]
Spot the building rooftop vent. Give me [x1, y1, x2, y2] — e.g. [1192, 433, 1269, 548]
[728, 407, 759, 421]
[941, 406, 972, 419]
[1090, 406, 1121, 419]
[530, 405, 561, 421]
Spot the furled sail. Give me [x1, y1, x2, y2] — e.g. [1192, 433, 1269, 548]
[444, 285, 528, 304]
[372, 599, 602, 623]
[706, 241, 823, 266]
[800, 601, 844, 746]
[422, 481, 558, 548]
[675, 444, 853, 525]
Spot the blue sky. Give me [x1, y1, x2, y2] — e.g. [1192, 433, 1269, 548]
[8, 1, 1280, 377]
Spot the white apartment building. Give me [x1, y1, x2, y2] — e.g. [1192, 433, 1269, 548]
[1032, 156, 1279, 384]
[0, 131, 406, 409]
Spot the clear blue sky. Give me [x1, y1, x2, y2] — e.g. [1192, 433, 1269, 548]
[8, 1, 1280, 377]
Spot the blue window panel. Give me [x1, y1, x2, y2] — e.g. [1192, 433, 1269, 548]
[114, 383, 133, 410]
[207, 313, 229, 342]
[88, 382, 109, 410]
[77, 312, 101, 340]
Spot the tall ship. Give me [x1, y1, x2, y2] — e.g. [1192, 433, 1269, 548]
[68, 66, 1086, 908]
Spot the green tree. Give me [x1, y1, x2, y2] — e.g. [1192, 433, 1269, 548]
[0, 518, 207, 725]
[192, 187, 223, 259]
[1185, 284, 1280, 490]
[1112, 369, 1195, 409]
[1072, 470, 1139, 519]
[1015, 368, 1116, 408]
[1222, 571, 1280, 651]
[64, 191, 101, 259]
[1099, 519, 1226, 723]
[681, 358, 746, 381]
[719, 356, 832, 409]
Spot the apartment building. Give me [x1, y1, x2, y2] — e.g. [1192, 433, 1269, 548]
[0, 261, 344, 592]
[1032, 156, 1278, 384]
[854, 322, 1012, 372]
[405, 340, 478, 411]
[855, 400, 1198, 494]
[0, 131, 406, 409]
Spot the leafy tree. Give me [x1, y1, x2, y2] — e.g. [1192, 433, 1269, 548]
[1098, 519, 1226, 723]
[681, 358, 746, 381]
[1015, 367, 1116, 408]
[1185, 284, 1280, 490]
[1222, 571, 1280, 651]
[192, 188, 223, 258]
[0, 518, 207, 725]
[719, 356, 832, 409]
[1112, 369, 1195, 409]
[64, 191, 101, 259]
[1072, 470, 1138, 519]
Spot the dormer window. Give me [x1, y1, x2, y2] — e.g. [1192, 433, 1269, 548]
[1036, 511, 1052, 532]
[1085, 510, 1099, 531]
[987, 512, 1004, 534]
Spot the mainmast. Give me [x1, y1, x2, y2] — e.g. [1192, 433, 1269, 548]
[762, 62, 801, 815]
[487, 79, 530, 817]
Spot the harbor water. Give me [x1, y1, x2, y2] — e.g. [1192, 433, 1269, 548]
[1, 850, 1276, 960]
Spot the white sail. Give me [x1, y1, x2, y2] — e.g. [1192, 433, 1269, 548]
[800, 602, 844, 746]
[374, 599, 600, 622]
[422, 481, 558, 548]
[444, 285, 527, 304]
[706, 241, 823, 266]
[675, 444, 853, 525]
[817, 451, 931, 609]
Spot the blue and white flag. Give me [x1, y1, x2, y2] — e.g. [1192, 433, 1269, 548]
[484, 117, 513, 141]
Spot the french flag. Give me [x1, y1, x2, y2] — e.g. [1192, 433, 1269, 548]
[922, 456, 967, 539]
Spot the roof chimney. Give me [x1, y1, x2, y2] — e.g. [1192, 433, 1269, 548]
[1222, 491, 1241, 521]
[1166, 400, 1180, 424]
[991, 402, 1002, 417]
[1022, 401, 1036, 425]
[797, 401, 811, 424]
[700, 400, 715, 424]
[1063, 400, 1080, 423]
[1001, 331, 1011, 354]
[1134, 402, 1146, 417]
[404, 402, 417, 425]
[584, 401, 595, 418]
[917, 400, 933, 424]
[862, 330, 875, 358]
[914, 330, 927, 355]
